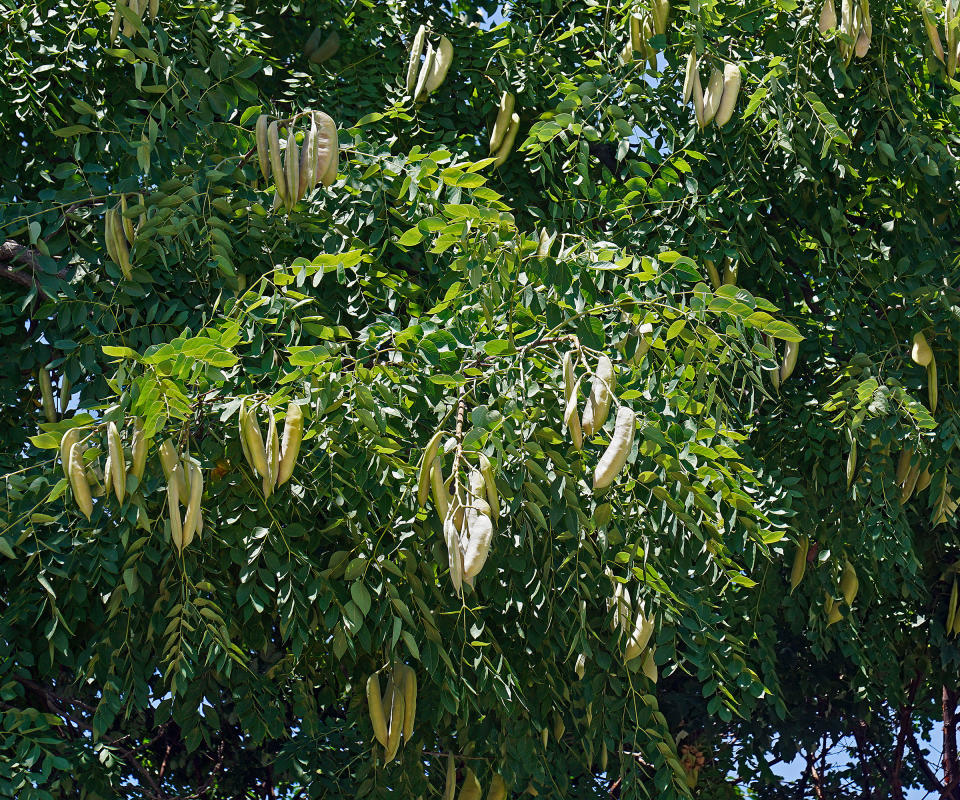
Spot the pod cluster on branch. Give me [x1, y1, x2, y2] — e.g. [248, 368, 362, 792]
[109, 0, 159, 42]
[621, 0, 671, 67]
[606, 568, 659, 682]
[406, 25, 454, 103]
[682, 52, 742, 129]
[304, 27, 340, 64]
[819, 0, 873, 62]
[489, 89, 520, 168]
[366, 662, 417, 762]
[563, 348, 637, 492]
[238, 400, 304, 499]
[254, 110, 339, 213]
[104, 193, 146, 280]
[919, 0, 960, 73]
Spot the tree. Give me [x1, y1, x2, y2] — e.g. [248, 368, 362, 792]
[0, 0, 957, 797]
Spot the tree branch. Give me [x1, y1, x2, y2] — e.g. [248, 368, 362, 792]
[0, 239, 66, 302]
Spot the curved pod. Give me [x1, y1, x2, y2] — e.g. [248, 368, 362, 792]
[593, 406, 635, 491]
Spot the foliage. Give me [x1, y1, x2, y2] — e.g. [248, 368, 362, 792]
[0, 0, 958, 798]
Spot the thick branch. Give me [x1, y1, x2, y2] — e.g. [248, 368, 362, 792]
[851, 721, 875, 800]
[944, 687, 960, 799]
[0, 240, 65, 302]
[892, 673, 923, 800]
[899, 719, 942, 794]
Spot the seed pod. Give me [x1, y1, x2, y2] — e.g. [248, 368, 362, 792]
[700, 68, 724, 128]
[430, 458, 450, 520]
[840, 560, 858, 605]
[267, 121, 286, 206]
[120, 194, 135, 245]
[624, 608, 655, 663]
[928, 356, 939, 413]
[167, 467, 183, 551]
[298, 124, 315, 199]
[608, 572, 631, 632]
[488, 774, 507, 800]
[425, 36, 454, 93]
[443, 500, 464, 596]
[641, 647, 658, 683]
[417, 429, 446, 508]
[366, 674, 389, 747]
[60, 429, 81, 480]
[949, 0, 958, 71]
[303, 26, 324, 57]
[255, 115, 271, 183]
[564, 381, 583, 451]
[489, 91, 516, 154]
[406, 24, 427, 96]
[722, 260, 738, 286]
[58, 373, 71, 416]
[704, 258, 722, 290]
[922, 3, 945, 62]
[159, 439, 189, 498]
[149, 0, 158, 20]
[107, 421, 126, 503]
[582, 355, 615, 436]
[442, 753, 456, 800]
[562, 351, 584, 450]
[68, 442, 93, 520]
[846, 438, 857, 488]
[575, 653, 586, 679]
[912, 332, 933, 366]
[780, 340, 800, 382]
[915, 467, 933, 493]
[825, 593, 843, 626]
[600, 741, 608, 771]
[682, 50, 698, 105]
[478, 453, 500, 520]
[692, 65, 706, 127]
[110, 2, 122, 41]
[414, 41, 435, 102]
[537, 227, 556, 257]
[277, 402, 304, 485]
[111, 207, 133, 279]
[790, 535, 809, 593]
[104, 206, 118, 268]
[628, 13, 642, 55]
[901, 463, 922, 504]
[819, 0, 837, 32]
[313, 111, 339, 187]
[400, 664, 417, 743]
[463, 469, 494, 579]
[122, 0, 136, 35]
[308, 31, 340, 64]
[896, 447, 914, 484]
[383, 677, 405, 763]
[855, 0, 872, 57]
[949, 578, 958, 635]
[460, 768, 482, 800]
[284, 126, 300, 209]
[593, 406, 636, 491]
[714, 63, 741, 128]
[652, 0, 670, 35]
[493, 113, 520, 168]
[181, 460, 203, 548]
[241, 407, 270, 480]
[265, 406, 280, 492]
[39, 367, 57, 423]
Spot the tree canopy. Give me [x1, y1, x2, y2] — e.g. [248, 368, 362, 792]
[1, 0, 959, 798]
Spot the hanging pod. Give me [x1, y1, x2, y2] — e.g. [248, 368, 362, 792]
[593, 406, 636, 491]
